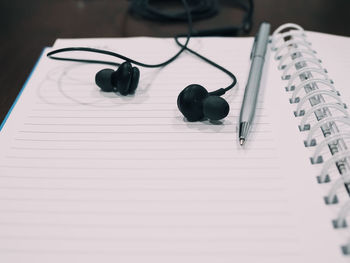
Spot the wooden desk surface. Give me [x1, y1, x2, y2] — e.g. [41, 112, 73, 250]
[0, 0, 349, 123]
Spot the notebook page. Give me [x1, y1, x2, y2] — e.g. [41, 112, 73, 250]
[0, 37, 345, 262]
[282, 31, 350, 254]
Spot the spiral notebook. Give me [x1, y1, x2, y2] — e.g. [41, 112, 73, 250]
[0, 23, 350, 262]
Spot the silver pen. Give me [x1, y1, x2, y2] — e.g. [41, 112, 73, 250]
[239, 22, 271, 146]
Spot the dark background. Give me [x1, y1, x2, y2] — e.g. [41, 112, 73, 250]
[0, 0, 349, 123]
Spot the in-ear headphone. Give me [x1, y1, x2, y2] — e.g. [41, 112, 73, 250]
[95, 62, 140, 95]
[47, 0, 247, 122]
[177, 84, 230, 121]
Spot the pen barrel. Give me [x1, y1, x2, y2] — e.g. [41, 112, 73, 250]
[239, 56, 265, 124]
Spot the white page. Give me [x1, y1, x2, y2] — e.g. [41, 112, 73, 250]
[306, 30, 350, 232]
[0, 36, 346, 262]
[275, 31, 350, 255]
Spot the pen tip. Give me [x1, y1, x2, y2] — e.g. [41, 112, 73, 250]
[239, 138, 245, 146]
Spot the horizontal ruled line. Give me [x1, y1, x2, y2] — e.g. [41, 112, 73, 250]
[30, 107, 266, 112]
[39, 95, 175, 99]
[22, 122, 271, 127]
[34, 102, 182, 105]
[22, 123, 235, 126]
[0, 186, 284, 192]
[0, 221, 295, 229]
[0, 248, 299, 256]
[17, 130, 271, 134]
[5, 156, 277, 161]
[25, 115, 269, 119]
[9, 146, 276, 151]
[31, 109, 176, 112]
[28, 116, 173, 119]
[0, 250, 300, 262]
[0, 175, 282, 180]
[0, 235, 298, 243]
[0, 165, 279, 170]
[13, 138, 237, 142]
[0, 209, 290, 216]
[0, 197, 286, 203]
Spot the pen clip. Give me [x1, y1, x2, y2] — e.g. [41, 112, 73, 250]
[250, 36, 257, 60]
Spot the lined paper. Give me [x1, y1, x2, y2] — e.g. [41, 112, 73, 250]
[0, 36, 346, 262]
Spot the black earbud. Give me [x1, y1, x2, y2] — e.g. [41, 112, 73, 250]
[95, 61, 140, 95]
[177, 84, 230, 122]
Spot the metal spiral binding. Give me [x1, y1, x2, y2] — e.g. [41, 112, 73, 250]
[286, 67, 331, 93]
[282, 57, 323, 80]
[291, 79, 335, 104]
[272, 23, 350, 255]
[311, 132, 350, 164]
[278, 48, 318, 71]
[299, 102, 348, 132]
[295, 89, 342, 123]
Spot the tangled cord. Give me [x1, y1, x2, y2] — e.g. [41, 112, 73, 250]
[128, 0, 219, 22]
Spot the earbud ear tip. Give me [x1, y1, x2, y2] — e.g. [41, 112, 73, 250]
[203, 96, 230, 121]
[128, 67, 140, 94]
[95, 68, 115, 92]
[115, 62, 133, 95]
